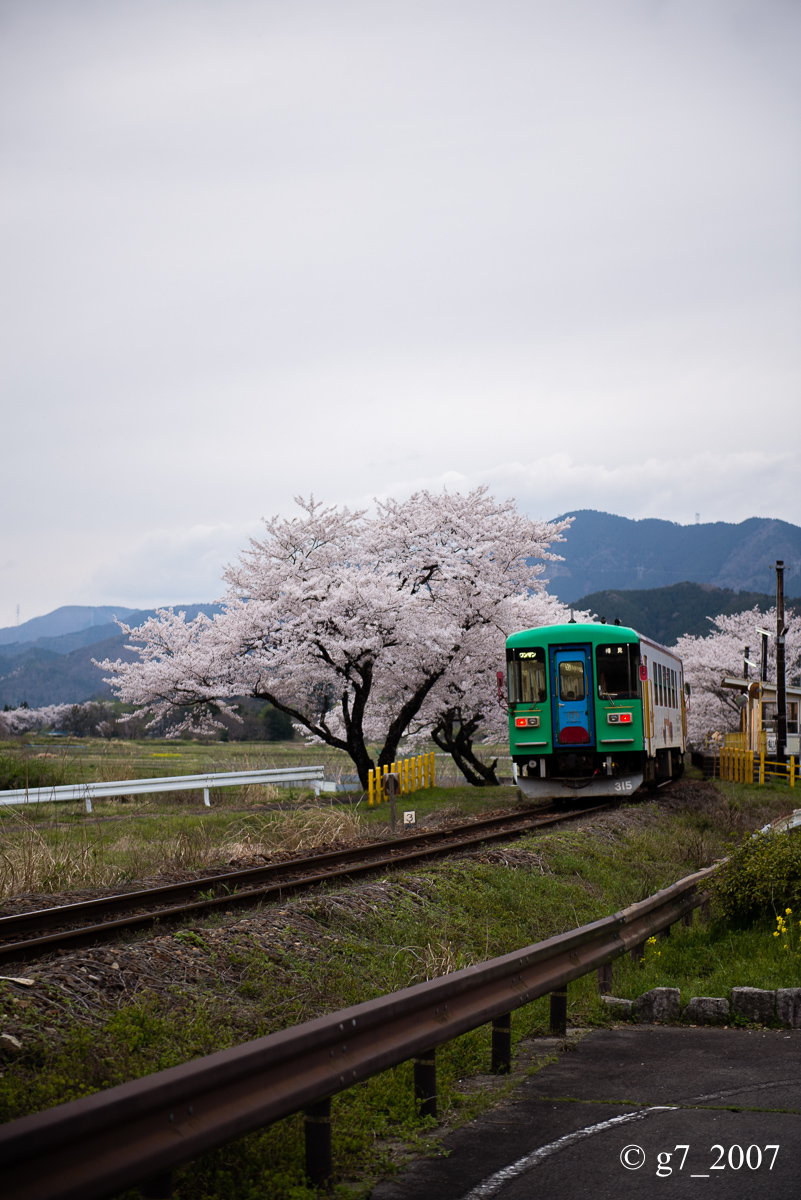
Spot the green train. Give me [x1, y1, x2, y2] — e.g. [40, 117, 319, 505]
[506, 621, 686, 801]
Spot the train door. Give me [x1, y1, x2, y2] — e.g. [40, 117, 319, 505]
[550, 645, 595, 745]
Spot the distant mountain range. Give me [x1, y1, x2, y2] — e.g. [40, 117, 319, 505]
[547, 511, 801, 602]
[0, 605, 139, 647]
[0, 605, 220, 709]
[2, 509, 798, 708]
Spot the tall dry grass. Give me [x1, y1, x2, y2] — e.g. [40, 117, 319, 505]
[0, 814, 224, 898]
[224, 807, 366, 859]
[0, 813, 111, 897]
[0, 805, 368, 899]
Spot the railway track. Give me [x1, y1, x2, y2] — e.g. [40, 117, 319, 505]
[0, 801, 615, 964]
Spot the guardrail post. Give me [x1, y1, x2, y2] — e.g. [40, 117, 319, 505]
[681, 908, 693, 927]
[304, 1097, 332, 1185]
[658, 925, 671, 942]
[630, 941, 646, 963]
[413, 1048, 437, 1119]
[491, 1012, 511, 1073]
[596, 962, 613, 993]
[549, 987, 567, 1034]
[140, 1172, 173, 1198]
[203, 787, 210, 807]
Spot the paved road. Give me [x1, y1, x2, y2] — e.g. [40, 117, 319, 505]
[371, 1027, 801, 1199]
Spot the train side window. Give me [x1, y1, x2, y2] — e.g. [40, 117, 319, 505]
[596, 643, 639, 699]
[672, 669, 677, 708]
[558, 660, 585, 702]
[658, 663, 663, 707]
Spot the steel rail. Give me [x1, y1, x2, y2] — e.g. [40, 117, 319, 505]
[0, 864, 716, 1200]
[0, 804, 612, 963]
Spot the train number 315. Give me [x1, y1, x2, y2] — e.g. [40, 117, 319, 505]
[614, 780, 633, 792]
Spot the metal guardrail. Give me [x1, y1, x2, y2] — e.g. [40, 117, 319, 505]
[0, 864, 716, 1200]
[0, 766, 326, 812]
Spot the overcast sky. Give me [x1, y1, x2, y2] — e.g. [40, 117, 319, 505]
[2, 0, 799, 627]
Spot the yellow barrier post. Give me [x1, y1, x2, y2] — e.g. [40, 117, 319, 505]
[368, 769, 374, 807]
[431, 752, 436, 787]
[759, 751, 765, 785]
[791, 756, 796, 789]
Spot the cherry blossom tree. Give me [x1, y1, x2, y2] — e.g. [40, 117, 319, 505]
[0, 702, 127, 738]
[100, 489, 570, 787]
[407, 591, 578, 785]
[675, 606, 801, 745]
[0, 704, 73, 737]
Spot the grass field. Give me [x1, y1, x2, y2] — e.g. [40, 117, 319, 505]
[0, 736, 504, 796]
[0, 761, 799, 1198]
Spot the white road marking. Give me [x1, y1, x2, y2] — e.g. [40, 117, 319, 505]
[457, 1106, 678, 1200]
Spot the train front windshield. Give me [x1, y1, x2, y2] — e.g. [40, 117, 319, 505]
[507, 649, 547, 703]
[595, 643, 640, 699]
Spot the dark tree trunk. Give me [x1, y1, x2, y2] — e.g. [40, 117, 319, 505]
[431, 708, 499, 786]
[250, 656, 448, 790]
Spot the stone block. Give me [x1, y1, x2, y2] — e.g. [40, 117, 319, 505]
[600, 995, 633, 1018]
[776, 988, 801, 1029]
[683, 996, 729, 1025]
[730, 987, 775, 1024]
[634, 987, 681, 1023]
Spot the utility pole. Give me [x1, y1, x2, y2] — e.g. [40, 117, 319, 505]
[776, 560, 787, 763]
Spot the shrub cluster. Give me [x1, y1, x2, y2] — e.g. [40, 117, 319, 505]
[713, 831, 801, 922]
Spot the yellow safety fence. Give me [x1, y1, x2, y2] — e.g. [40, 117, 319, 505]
[719, 747, 796, 788]
[368, 752, 436, 807]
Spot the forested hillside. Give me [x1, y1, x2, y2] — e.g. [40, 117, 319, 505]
[548, 511, 801, 601]
[570, 582, 800, 645]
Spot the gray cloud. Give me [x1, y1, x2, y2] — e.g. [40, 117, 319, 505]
[2, 0, 799, 625]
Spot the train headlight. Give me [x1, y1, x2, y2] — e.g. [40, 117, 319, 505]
[515, 716, 540, 728]
[607, 712, 632, 724]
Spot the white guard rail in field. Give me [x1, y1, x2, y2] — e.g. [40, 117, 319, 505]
[0, 766, 326, 813]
